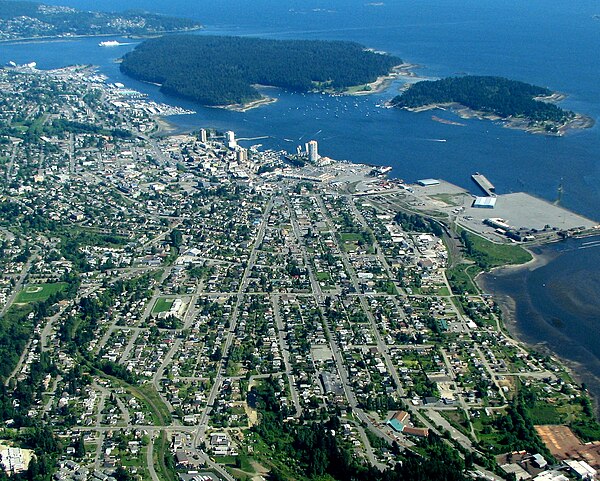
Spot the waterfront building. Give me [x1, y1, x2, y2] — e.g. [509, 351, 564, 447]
[307, 140, 319, 162]
[225, 130, 236, 149]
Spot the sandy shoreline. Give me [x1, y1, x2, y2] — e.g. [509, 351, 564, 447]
[153, 116, 180, 136]
[217, 96, 278, 112]
[345, 62, 421, 96]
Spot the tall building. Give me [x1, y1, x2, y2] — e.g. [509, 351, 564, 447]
[236, 148, 248, 163]
[199, 128, 207, 143]
[225, 130, 236, 149]
[307, 140, 319, 162]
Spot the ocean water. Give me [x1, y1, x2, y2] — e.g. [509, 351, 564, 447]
[4, 0, 600, 218]
[481, 238, 600, 403]
[3, 0, 600, 391]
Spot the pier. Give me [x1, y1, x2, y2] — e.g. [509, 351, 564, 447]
[472, 172, 496, 196]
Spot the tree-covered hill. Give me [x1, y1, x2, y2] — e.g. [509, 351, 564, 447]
[391, 75, 573, 123]
[120, 35, 402, 106]
[0, 0, 202, 40]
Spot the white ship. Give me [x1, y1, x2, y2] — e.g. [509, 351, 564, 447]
[99, 40, 121, 47]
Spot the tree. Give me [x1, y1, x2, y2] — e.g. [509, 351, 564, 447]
[169, 228, 183, 248]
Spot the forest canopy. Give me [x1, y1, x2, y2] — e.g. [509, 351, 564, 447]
[120, 35, 402, 106]
[391, 75, 572, 123]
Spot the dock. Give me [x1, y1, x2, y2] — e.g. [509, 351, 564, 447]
[472, 172, 496, 196]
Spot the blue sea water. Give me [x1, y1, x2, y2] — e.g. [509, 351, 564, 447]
[4, 0, 600, 218]
[4, 0, 600, 391]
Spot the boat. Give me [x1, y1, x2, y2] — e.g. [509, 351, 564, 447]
[99, 40, 121, 47]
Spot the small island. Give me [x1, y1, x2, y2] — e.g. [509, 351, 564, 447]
[120, 35, 403, 108]
[391, 75, 593, 135]
[0, 0, 202, 42]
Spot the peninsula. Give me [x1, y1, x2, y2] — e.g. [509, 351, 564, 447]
[391, 75, 593, 135]
[0, 0, 202, 42]
[120, 35, 402, 107]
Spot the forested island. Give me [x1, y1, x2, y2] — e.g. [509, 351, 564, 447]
[391, 76, 592, 135]
[120, 35, 403, 107]
[0, 0, 202, 41]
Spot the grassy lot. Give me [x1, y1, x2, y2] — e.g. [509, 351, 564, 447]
[472, 410, 506, 451]
[461, 228, 532, 269]
[528, 402, 562, 425]
[430, 193, 466, 206]
[440, 409, 471, 436]
[135, 383, 173, 425]
[345, 84, 371, 94]
[339, 232, 363, 242]
[152, 297, 175, 314]
[316, 271, 331, 282]
[435, 286, 451, 296]
[16, 282, 67, 303]
[446, 264, 479, 295]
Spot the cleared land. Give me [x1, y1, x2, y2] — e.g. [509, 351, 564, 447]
[535, 425, 600, 467]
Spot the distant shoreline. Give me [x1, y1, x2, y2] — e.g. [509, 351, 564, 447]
[0, 27, 203, 45]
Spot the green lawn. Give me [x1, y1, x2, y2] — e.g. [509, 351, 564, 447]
[316, 271, 331, 281]
[446, 264, 479, 295]
[461, 228, 532, 269]
[152, 297, 175, 314]
[339, 232, 364, 242]
[435, 286, 451, 296]
[345, 84, 372, 94]
[528, 402, 562, 425]
[15, 282, 67, 303]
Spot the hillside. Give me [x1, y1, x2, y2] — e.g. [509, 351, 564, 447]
[0, 0, 201, 41]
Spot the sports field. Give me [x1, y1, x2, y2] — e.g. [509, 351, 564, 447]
[15, 283, 67, 303]
[152, 297, 175, 314]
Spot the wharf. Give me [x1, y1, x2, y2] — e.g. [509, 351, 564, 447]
[472, 172, 495, 197]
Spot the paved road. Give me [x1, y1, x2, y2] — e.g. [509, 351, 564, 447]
[0, 253, 37, 317]
[193, 197, 274, 447]
[146, 434, 160, 481]
[271, 292, 302, 417]
[285, 192, 402, 451]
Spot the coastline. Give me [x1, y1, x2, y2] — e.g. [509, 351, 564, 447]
[344, 62, 421, 96]
[217, 95, 278, 112]
[477, 241, 600, 415]
[401, 101, 595, 136]
[0, 27, 203, 45]
[137, 62, 418, 113]
[220, 62, 421, 109]
[153, 116, 180, 136]
[219, 63, 421, 110]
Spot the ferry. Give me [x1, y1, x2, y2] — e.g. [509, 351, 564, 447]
[99, 40, 121, 47]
